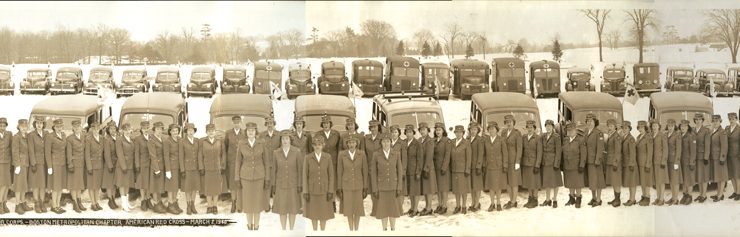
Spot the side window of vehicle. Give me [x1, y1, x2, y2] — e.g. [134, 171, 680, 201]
[649, 104, 656, 121]
[178, 111, 185, 125]
[86, 113, 97, 128]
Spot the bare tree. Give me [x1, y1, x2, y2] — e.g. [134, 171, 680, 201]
[625, 9, 657, 63]
[93, 24, 110, 64]
[580, 9, 611, 62]
[360, 20, 397, 56]
[606, 30, 621, 50]
[107, 28, 131, 64]
[441, 22, 463, 59]
[704, 9, 740, 63]
[412, 29, 435, 52]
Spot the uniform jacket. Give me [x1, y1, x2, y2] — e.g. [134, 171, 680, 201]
[272, 146, 304, 189]
[234, 138, 269, 181]
[224, 128, 243, 164]
[391, 138, 407, 176]
[85, 133, 104, 171]
[726, 124, 740, 161]
[134, 134, 151, 169]
[635, 133, 653, 168]
[66, 133, 85, 170]
[418, 136, 435, 175]
[0, 131, 11, 164]
[433, 136, 451, 172]
[562, 135, 586, 170]
[302, 151, 334, 195]
[695, 126, 711, 161]
[484, 134, 508, 170]
[521, 133, 542, 167]
[363, 133, 381, 163]
[621, 133, 637, 168]
[680, 131, 697, 165]
[541, 132, 561, 168]
[652, 131, 668, 166]
[450, 138, 472, 174]
[605, 131, 622, 167]
[709, 127, 728, 161]
[115, 135, 135, 170]
[504, 128, 523, 167]
[469, 135, 485, 171]
[28, 130, 45, 167]
[336, 149, 368, 191]
[163, 136, 180, 172]
[405, 137, 422, 177]
[340, 131, 365, 151]
[178, 136, 199, 172]
[291, 131, 311, 153]
[584, 128, 606, 165]
[199, 137, 226, 171]
[148, 135, 165, 173]
[12, 132, 29, 167]
[666, 130, 682, 166]
[315, 129, 341, 167]
[370, 149, 403, 192]
[103, 134, 117, 170]
[44, 132, 67, 167]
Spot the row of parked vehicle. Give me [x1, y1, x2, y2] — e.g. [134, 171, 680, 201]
[2, 59, 738, 99]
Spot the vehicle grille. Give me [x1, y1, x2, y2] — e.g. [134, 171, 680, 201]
[329, 84, 340, 91]
[508, 80, 517, 91]
[401, 80, 411, 90]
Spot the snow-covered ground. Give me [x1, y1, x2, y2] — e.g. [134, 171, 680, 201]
[0, 44, 739, 236]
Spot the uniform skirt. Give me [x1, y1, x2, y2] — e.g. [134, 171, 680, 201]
[86, 169, 103, 190]
[149, 171, 165, 194]
[485, 168, 508, 191]
[470, 170, 485, 192]
[622, 166, 639, 187]
[48, 165, 67, 192]
[507, 166, 522, 187]
[102, 165, 116, 190]
[586, 164, 606, 189]
[273, 187, 300, 215]
[12, 167, 29, 193]
[711, 160, 729, 182]
[374, 190, 402, 219]
[435, 169, 451, 193]
[605, 166, 622, 188]
[451, 172, 471, 195]
[305, 193, 334, 221]
[0, 163, 11, 186]
[181, 170, 201, 193]
[226, 160, 240, 192]
[729, 157, 740, 179]
[681, 164, 695, 187]
[696, 156, 711, 183]
[165, 167, 180, 193]
[421, 170, 438, 195]
[116, 168, 134, 190]
[668, 165, 683, 186]
[639, 166, 654, 187]
[540, 167, 563, 189]
[563, 169, 584, 189]
[29, 164, 46, 190]
[67, 167, 85, 191]
[135, 166, 151, 190]
[240, 179, 266, 213]
[653, 165, 669, 185]
[407, 174, 422, 196]
[521, 166, 541, 190]
[203, 171, 223, 196]
[340, 190, 364, 217]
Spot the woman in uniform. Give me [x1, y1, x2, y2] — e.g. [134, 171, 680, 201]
[371, 133, 403, 231]
[521, 120, 542, 209]
[503, 115, 522, 209]
[236, 122, 270, 230]
[404, 125, 422, 217]
[664, 119, 683, 205]
[341, 118, 365, 151]
[148, 122, 167, 214]
[604, 119, 623, 207]
[336, 134, 367, 231]
[28, 117, 48, 213]
[163, 124, 182, 214]
[540, 120, 561, 208]
[45, 119, 68, 214]
[116, 123, 136, 211]
[84, 122, 104, 211]
[417, 123, 437, 216]
[388, 125, 407, 211]
[467, 122, 485, 212]
[583, 114, 605, 207]
[709, 115, 728, 202]
[727, 113, 740, 201]
[621, 121, 639, 206]
[200, 124, 226, 214]
[450, 125, 471, 215]
[102, 121, 119, 210]
[432, 122, 451, 214]
[303, 135, 334, 231]
[635, 121, 654, 206]
[224, 116, 243, 213]
[484, 122, 508, 211]
[679, 120, 697, 205]
[693, 113, 711, 203]
[12, 119, 32, 214]
[66, 120, 86, 213]
[651, 120, 669, 206]
[272, 130, 303, 230]
[179, 123, 200, 215]
[292, 117, 311, 153]
[0, 118, 10, 214]
[562, 122, 586, 208]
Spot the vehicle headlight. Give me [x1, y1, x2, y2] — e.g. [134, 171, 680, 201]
[50, 82, 55, 86]
[341, 83, 346, 87]
[573, 81, 578, 86]
[586, 82, 590, 86]
[396, 82, 400, 85]
[465, 85, 469, 88]
[653, 80, 657, 84]
[205, 84, 211, 88]
[358, 84, 363, 87]
[412, 82, 416, 86]
[519, 82, 523, 85]
[258, 82, 262, 85]
[503, 82, 507, 86]
[537, 83, 541, 88]
[481, 84, 486, 88]
[638, 81, 643, 85]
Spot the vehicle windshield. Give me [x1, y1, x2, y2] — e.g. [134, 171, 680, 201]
[323, 68, 344, 77]
[705, 73, 726, 83]
[28, 71, 49, 79]
[390, 112, 442, 128]
[90, 71, 111, 81]
[0, 71, 9, 80]
[392, 67, 420, 77]
[356, 66, 382, 77]
[157, 72, 178, 82]
[572, 110, 622, 132]
[214, 115, 267, 133]
[120, 113, 175, 130]
[255, 70, 282, 80]
[658, 111, 711, 127]
[123, 71, 144, 81]
[190, 72, 212, 81]
[569, 72, 590, 81]
[224, 70, 245, 79]
[57, 71, 79, 80]
[497, 67, 525, 79]
[290, 70, 310, 80]
[486, 111, 538, 133]
[534, 68, 559, 78]
[425, 68, 449, 79]
[671, 70, 692, 79]
[603, 69, 624, 79]
[32, 115, 83, 136]
[303, 115, 349, 132]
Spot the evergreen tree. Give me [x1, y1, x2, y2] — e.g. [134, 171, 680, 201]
[513, 44, 524, 59]
[465, 43, 474, 58]
[433, 42, 443, 56]
[551, 40, 563, 61]
[421, 41, 432, 58]
[395, 40, 405, 56]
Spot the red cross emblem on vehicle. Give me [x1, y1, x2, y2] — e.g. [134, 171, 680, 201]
[543, 64, 550, 69]
[266, 66, 273, 71]
[508, 62, 515, 68]
[403, 61, 410, 67]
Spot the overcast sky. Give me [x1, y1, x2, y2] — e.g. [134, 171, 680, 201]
[0, 1, 736, 45]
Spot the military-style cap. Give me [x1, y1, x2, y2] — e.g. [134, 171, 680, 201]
[729, 112, 738, 119]
[321, 115, 332, 124]
[694, 113, 704, 120]
[265, 117, 275, 125]
[17, 119, 28, 126]
[434, 122, 445, 129]
[525, 120, 536, 128]
[545, 120, 555, 127]
[279, 129, 293, 138]
[622, 121, 631, 129]
[168, 124, 180, 131]
[312, 135, 325, 145]
[606, 119, 616, 126]
[504, 115, 514, 121]
[183, 123, 196, 132]
[468, 121, 480, 130]
[205, 124, 216, 131]
[565, 122, 576, 130]
[712, 114, 722, 122]
[245, 122, 257, 130]
[680, 119, 690, 126]
[232, 115, 242, 121]
[453, 125, 465, 133]
[404, 124, 415, 133]
[293, 117, 305, 125]
[487, 121, 499, 130]
[88, 121, 100, 128]
[379, 132, 392, 141]
[637, 120, 647, 128]
[53, 119, 64, 126]
[71, 119, 81, 127]
[666, 119, 676, 125]
[140, 121, 150, 127]
[389, 125, 400, 132]
[418, 122, 430, 131]
[120, 123, 132, 130]
[0, 117, 7, 126]
[343, 135, 359, 144]
[153, 122, 164, 129]
[346, 118, 356, 125]
[585, 113, 597, 121]
[368, 120, 380, 127]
